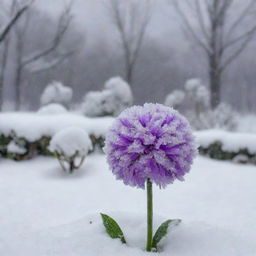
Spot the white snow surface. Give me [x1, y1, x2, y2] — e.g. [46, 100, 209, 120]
[49, 127, 92, 157]
[0, 112, 114, 141]
[195, 129, 256, 154]
[0, 154, 256, 255]
[38, 104, 68, 115]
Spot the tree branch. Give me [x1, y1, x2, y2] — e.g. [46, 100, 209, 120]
[22, 1, 73, 66]
[27, 50, 76, 74]
[195, 0, 210, 41]
[226, 0, 255, 39]
[0, 1, 33, 43]
[222, 24, 256, 51]
[221, 31, 255, 71]
[171, 0, 211, 54]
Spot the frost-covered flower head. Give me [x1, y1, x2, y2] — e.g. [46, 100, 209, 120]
[104, 103, 197, 189]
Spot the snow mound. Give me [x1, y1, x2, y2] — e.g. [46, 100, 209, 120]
[196, 129, 256, 154]
[49, 127, 92, 157]
[38, 104, 68, 115]
[5, 212, 254, 256]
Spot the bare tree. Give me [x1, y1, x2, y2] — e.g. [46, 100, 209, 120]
[12, 1, 74, 110]
[0, 0, 33, 110]
[171, 0, 256, 108]
[107, 0, 151, 85]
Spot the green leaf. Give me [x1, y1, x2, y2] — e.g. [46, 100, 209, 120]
[152, 219, 181, 250]
[100, 213, 126, 244]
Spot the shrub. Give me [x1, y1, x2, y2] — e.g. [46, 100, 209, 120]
[82, 77, 133, 117]
[164, 90, 185, 109]
[49, 127, 92, 173]
[40, 81, 73, 108]
[165, 78, 238, 131]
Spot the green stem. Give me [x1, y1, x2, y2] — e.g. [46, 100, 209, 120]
[146, 178, 153, 252]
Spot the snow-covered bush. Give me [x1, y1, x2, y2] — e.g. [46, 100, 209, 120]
[82, 77, 133, 117]
[185, 79, 210, 110]
[49, 127, 92, 173]
[188, 102, 238, 131]
[184, 79, 238, 130]
[164, 90, 185, 109]
[184, 79, 210, 126]
[165, 78, 237, 131]
[82, 91, 110, 117]
[40, 81, 73, 108]
[207, 103, 238, 130]
[0, 133, 41, 161]
[37, 103, 68, 115]
[0, 112, 114, 160]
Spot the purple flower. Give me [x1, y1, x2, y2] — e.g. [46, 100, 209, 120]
[104, 103, 197, 189]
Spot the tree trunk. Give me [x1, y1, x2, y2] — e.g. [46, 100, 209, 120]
[208, 0, 222, 109]
[14, 66, 22, 110]
[0, 38, 10, 111]
[0, 77, 3, 111]
[209, 57, 222, 109]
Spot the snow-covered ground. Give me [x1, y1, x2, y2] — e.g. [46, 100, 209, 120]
[1, 154, 256, 256]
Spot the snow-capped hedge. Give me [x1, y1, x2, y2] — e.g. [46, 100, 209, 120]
[196, 130, 256, 164]
[0, 113, 113, 142]
[0, 113, 255, 164]
[0, 113, 114, 160]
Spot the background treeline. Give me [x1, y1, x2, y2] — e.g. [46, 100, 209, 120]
[0, 0, 256, 112]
